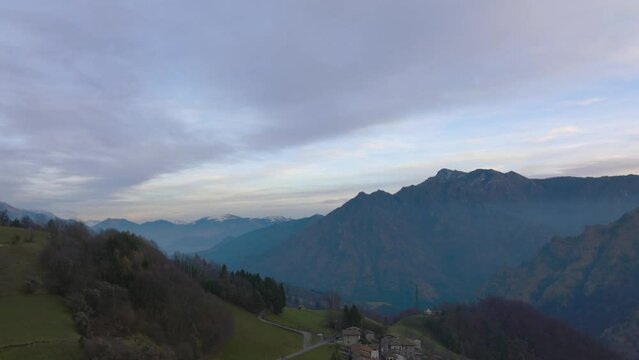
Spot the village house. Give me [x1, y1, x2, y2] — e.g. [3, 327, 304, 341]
[383, 352, 406, 360]
[341, 326, 361, 345]
[350, 343, 380, 360]
[380, 335, 422, 360]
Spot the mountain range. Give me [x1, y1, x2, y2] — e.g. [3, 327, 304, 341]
[93, 215, 290, 254]
[199, 214, 323, 268]
[486, 208, 639, 359]
[0, 201, 59, 224]
[202, 169, 639, 311]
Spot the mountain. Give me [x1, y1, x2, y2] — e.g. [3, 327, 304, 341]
[214, 169, 639, 310]
[0, 201, 59, 224]
[486, 208, 639, 359]
[200, 214, 323, 268]
[93, 214, 290, 254]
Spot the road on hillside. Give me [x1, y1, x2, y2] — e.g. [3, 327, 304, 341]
[257, 313, 332, 359]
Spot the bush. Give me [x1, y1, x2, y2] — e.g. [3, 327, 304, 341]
[74, 311, 91, 336]
[22, 276, 41, 294]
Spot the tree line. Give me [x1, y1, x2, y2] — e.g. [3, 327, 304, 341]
[0, 210, 43, 229]
[173, 254, 286, 315]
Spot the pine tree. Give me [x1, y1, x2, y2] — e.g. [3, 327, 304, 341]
[350, 305, 361, 327]
[343, 305, 351, 328]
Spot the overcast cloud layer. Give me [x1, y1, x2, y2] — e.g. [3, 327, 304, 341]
[1, 1, 639, 220]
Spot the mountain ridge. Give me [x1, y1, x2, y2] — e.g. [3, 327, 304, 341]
[205, 169, 639, 311]
[0, 201, 60, 225]
[486, 207, 639, 359]
[93, 214, 291, 254]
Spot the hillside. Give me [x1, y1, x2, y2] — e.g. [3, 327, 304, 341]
[41, 222, 233, 359]
[487, 208, 639, 359]
[388, 314, 467, 360]
[93, 215, 289, 254]
[0, 226, 82, 360]
[214, 304, 302, 360]
[421, 298, 621, 360]
[214, 169, 639, 309]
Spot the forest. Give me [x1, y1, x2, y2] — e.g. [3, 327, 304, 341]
[424, 298, 622, 360]
[41, 221, 233, 360]
[173, 254, 286, 315]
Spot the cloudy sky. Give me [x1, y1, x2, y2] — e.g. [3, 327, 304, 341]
[1, 0, 639, 221]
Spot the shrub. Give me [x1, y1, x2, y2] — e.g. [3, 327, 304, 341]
[22, 276, 41, 294]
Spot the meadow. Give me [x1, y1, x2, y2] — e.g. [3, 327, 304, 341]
[213, 304, 303, 360]
[265, 307, 333, 338]
[0, 226, 82, 360]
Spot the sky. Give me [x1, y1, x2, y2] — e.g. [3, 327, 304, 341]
[1, 0, 639, 221]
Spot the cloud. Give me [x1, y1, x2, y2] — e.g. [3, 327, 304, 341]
[562, 97, 605, 106]
[554, 157, 639, 177]
[1, 0, 639, 215]
[537, 126, 581, 142]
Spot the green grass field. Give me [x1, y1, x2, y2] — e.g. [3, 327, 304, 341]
[0, 227, 49, 296]
[0, 226, 82, 360]
[213, 304, 303, 360]
[388, 314, 427, 339]
[265, 307, 332, 337]
[293, 345, 338, 360]
[0, 294, 78, 345]
[0, 340, 82, 360]
[388, 314, 464, 360]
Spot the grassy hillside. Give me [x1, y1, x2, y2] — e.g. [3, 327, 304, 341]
[214, 304, 302, 360]
[0, 226, 82, 360]
[265, 307, 332, 337]
[388, 314, 465, 360]
[294, 345, 338, 360]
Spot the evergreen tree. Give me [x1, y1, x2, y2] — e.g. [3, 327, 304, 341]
[350, 305, 362, 327]
[278, 284, 286, 309]
[343, 305, 351, 328]
[0, 210, 9, 226]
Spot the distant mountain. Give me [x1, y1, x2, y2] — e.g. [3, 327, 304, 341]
[200, 214, 323, 268]
[0, 201, 59, 225]
[217, 169, 639, 310]
[486, 208, 639, 359]
[93, 214, 290, 254]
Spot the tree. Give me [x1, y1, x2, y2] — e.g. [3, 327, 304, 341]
[350, 305, 362, 327]
[0, 210, 9, 226]
[277, 283, 286, 312]
[324, 291, 340, 310]
[20, 216, 33, 229]
[343, 305, 350, 328]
